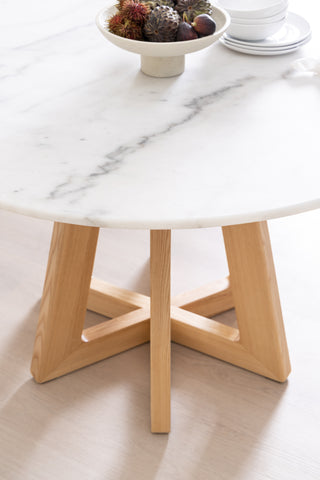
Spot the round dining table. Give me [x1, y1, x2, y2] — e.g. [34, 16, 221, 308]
[1, 0, 319, 432]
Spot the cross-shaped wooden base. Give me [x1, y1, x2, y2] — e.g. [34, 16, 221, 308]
[31, 221, 291, 433]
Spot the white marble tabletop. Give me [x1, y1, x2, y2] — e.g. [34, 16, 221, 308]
[0, 0, 319, 229]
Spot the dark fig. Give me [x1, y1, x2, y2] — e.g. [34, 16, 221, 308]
[176, 21, 198, 41]
[191, 14, 216, 36]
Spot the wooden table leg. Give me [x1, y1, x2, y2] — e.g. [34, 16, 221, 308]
[171, 221, 290, 383]
[31, 222, 99, 383]
[150, 230, 171, 433]
[31, 222, 151, 383]
[222, 221, 291, 382]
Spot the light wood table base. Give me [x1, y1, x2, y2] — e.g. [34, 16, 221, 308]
[31, 221, 291, 433]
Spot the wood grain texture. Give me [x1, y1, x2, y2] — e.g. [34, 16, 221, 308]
[31, 220, 290, 388]
[40, 309, 150, 382]
[31, 223, 150, 383]
[172, 277, 233, 317]
[222, 221, 291, 382]
[150, 230, 171, 433]
[31, 222, 99, 383]
[171, 307, 283, 381]
[87, 277, 150, 317]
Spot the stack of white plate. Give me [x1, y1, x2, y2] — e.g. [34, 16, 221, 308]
[217, 0, 289, 40]
[216, 0, 312, 55]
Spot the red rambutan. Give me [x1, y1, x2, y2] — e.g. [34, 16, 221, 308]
[108, 13, 124, 34]
[121, 0, 150, 25]
[108, 13, 144, 40]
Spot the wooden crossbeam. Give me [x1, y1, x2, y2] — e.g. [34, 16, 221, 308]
[88, 277, 150, 318]
[172, 277, 234, 317]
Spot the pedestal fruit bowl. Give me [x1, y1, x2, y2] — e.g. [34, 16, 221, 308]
[96, 3, 230, 77]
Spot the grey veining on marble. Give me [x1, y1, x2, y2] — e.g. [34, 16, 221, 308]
[0, 0, 319, 228]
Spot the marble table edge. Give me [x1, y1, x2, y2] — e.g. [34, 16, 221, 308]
[1, 197, 319, 229]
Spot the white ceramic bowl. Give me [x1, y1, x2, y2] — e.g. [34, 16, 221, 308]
[217, 0, 287, 20]
[231, 6, 287, 25]
[227, 17, 285, 41]
[96, 4, 230, 77]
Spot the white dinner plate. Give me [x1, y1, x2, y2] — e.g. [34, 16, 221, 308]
[224, 12, 311, 48]
[222, 33, 312, 52]
[220, 34, 311, 55]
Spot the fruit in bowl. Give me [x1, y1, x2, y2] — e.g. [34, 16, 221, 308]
[108, 0, 217, 42]
[96, 3, 230, 77]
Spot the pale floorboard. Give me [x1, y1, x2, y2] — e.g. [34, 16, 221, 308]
[0, 209, 319, 479]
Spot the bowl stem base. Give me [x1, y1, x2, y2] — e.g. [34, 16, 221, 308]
[140, 55, 185, 77]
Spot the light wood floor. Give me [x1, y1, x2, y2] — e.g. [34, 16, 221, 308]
[0, 209, 319, 480]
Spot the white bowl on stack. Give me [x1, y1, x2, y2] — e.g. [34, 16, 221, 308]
[217, 0, 288, 40]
